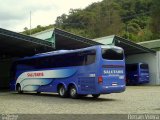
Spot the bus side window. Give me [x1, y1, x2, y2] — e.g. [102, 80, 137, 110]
[77, 52, 86, 66]
[85, 50, 96, 65]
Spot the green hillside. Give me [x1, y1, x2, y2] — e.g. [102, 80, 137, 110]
[22, 0, 160, 42]
[22, 24, 54, 35]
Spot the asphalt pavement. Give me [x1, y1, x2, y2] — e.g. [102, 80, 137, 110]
[0, 86, 160, 114]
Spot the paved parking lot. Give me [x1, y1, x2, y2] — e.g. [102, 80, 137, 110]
[0, 86, 160, 114]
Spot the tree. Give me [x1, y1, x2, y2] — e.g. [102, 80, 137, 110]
[24, 27, 28, 31]
[55, 14, 67, 27]
[24, 0, 159, 42]
[151, 0, 160, 38]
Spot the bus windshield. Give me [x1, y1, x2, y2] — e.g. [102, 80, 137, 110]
[102, 48, 123, 60]
[140, 64, 148, 69]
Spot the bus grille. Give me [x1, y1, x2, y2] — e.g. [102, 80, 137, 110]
[78, 77, 96, 92]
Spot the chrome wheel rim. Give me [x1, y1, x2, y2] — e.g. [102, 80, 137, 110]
[60, 87, 65, 96]
[70, 88, 76, 96]
[18, 86, 21, 92]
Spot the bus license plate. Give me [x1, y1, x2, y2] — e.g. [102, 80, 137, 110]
[112, 83, 117, 86]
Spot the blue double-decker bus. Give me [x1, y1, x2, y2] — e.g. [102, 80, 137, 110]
[10, 45, 126, 98]
[126, 63, 149, 85]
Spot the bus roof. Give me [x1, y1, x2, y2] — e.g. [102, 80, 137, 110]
[15, 45, 123, 61]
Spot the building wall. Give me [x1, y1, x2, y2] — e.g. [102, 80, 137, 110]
[157, 51, 160, 85]
[126, 53, 158, 85]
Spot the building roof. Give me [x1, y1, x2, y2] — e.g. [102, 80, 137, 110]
[0, 28, 54, 58]
[138, 39, 160, 50]
[94, 35, 156, 56]
[53, 28, 102, 50]
[31, 28, 54, 40]
[93, 35, 115, 45]
[29, 28, 157, 56]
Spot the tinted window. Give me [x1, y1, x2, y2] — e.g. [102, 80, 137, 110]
[140, 64, 148, 69]
[126, 64, 138, 71]
[102, 48, 123, 60]
[16, 50, 96, 70]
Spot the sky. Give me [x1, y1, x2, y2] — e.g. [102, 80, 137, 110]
[0, 0, 102, 32]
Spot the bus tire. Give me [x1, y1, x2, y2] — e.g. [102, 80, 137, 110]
[92, 94, 100, 98]
[17, 84, 23, 94]
[58, 85, 68, 98]
[69, 85, 78, 99]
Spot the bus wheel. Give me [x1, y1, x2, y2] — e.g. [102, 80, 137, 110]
[58, 85, 68, 98]
[92, 94, 100, 98]
[17, 84, 23, 94]
[69, 85, 78, 99]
